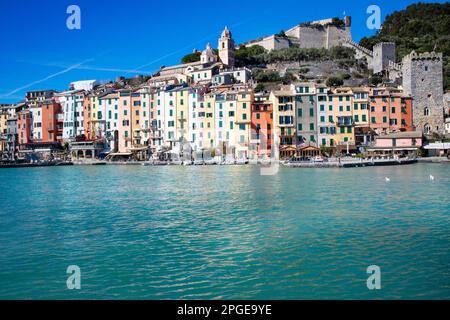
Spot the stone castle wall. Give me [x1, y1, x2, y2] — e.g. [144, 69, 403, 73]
[286, 25, 351, 49]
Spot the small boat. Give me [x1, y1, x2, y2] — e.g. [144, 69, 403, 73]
[193, 159, 205, 165]
[235, 158, 248, 165]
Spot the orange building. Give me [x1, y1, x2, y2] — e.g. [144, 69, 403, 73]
[41, 99, 63, 143]
[369, 87, 413, 134]
[251, 93, 273, 158]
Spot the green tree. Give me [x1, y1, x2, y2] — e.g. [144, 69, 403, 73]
[181, 52, 201, 64]
[326, 76, 344, 87]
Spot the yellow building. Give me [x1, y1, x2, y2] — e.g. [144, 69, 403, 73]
[200, 93, 216, 150]
[117, 90, 132, 153]
[270, 86, 296, 159]
[329, 87, 356, 151]
[176, 87, 189, 142]
[234, 89, 253, 159]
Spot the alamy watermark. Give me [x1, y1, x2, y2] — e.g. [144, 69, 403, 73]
[366, 265, 381, 290]
[66, 265, 81, 290]
[66, 5, 81, 30]
[366, 5, 381, 30]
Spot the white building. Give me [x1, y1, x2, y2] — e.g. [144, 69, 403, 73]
[98, 92, 119, 152]
[30, 105, 42, 141]
[62, 90, 85, 140]
[70, 80, 99, 91]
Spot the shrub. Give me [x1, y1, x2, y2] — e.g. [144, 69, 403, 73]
[326, 76, 344, 87]
[181, 52, 201, 64]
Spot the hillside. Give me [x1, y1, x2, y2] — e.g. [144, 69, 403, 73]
[359, 2, 450, 89]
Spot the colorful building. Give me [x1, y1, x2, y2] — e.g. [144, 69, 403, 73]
[270, 86, 295, 159]
[329, 87, 356, 152]
[294, 83, 317, 147]
[251, 92, 273, 158]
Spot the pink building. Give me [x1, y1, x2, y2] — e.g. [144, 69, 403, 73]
[367, 131, 423, 157]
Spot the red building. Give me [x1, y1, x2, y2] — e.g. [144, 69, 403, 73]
[41, 99, 63, 143]
[251, 93, 273, 158]
[17, 109, 32, 145]
[369, 87, 413, 135]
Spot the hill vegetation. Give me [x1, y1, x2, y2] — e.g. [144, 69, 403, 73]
[359, 2, 450, 89]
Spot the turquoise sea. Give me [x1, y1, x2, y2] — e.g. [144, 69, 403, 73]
[0, 163, 449, 299]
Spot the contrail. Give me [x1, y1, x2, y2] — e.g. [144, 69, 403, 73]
[0, 57, 95, 98]
[14, 59, 152, 76]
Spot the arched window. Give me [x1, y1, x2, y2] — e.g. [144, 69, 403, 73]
[424, 107, 430, 116]
[424, 124, 431, 135]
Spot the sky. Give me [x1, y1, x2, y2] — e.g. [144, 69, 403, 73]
[0, 0, 446, 103]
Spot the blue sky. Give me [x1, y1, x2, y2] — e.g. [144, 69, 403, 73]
[0, 0, 445, 102]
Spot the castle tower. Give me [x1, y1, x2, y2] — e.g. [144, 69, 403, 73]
[218, 26, 235, 68]
[200, 43, 217, 64]
[373, 42, 396, 74]
[402, 51, 445, 135]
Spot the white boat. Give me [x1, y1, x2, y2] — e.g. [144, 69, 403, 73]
[193, 159, 205, 165]
[204, 159, 217, 165]
[235, 158, 248, 165]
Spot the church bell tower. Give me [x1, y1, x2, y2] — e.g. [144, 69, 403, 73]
[218, 26, 235, 68]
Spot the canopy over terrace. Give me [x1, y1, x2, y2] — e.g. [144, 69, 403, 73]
[297, 145, 321, 158]
[279, 146, 296, 159]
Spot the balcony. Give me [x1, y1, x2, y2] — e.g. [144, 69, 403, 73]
[235, 120, 251, 125]
[337, 117, 353, 127]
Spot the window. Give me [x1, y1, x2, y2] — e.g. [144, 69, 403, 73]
[309, 108, 314, 117]
[424, 107, 430, 116]
[256, 113, 260, 119]
[383, 116, 387, 123]
[309, 123, 314, 130]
